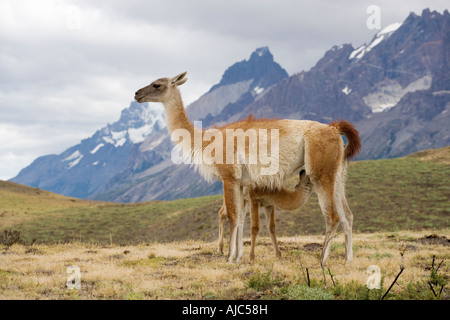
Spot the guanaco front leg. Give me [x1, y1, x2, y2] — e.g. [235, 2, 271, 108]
[223, 180, 242, 263]
[217, 204, 226, 254]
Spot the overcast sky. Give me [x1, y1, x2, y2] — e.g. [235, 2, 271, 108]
[0, 0, 448, 180]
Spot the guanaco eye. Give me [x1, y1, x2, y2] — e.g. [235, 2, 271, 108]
[153, 84, 161, 89]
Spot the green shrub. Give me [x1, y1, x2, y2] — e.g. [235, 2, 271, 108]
[247, 271, 283, 291]
[283, 284, 333, 300]
[333, 280, 383, 300]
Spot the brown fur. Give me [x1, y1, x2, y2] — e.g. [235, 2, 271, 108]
[329, 120, 362, 160]
[212, 114, 280, 130]
[135, 72, 362, 265]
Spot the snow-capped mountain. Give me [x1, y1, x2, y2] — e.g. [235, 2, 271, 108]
[11, 101, 166, 198]
[234, 9, 450, 160]
[104, 101, 166, 145]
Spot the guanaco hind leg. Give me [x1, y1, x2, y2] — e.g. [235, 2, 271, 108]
[249, 198, 260, 263]
[263, 206, 282, 260]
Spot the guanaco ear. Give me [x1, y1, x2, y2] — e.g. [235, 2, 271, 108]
[170, 71, 188, 87]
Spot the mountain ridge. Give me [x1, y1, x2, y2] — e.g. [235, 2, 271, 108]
[11, 9, 450, 202]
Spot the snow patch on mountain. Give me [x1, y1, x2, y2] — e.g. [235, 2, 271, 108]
[64, 150, 82, 162]
[68, 155, 83, 169]
[364, 75, 432, 113]
[253, 86, 264, 95]
[255, 47, 269, 56]
[378, 22, 402, 36]
[64, 150, 83, 169]
[366, 34, 385, 52]
[349, 45, 365, 59]
[128, 124, 154, 144]
[350, 22, 402, 60]
[342, 85, 352, 95]
[103, 131, 127, 147]
[90, 143, 104, 154]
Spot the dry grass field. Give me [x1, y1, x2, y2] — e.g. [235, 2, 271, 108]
[0, 230, 448, 300]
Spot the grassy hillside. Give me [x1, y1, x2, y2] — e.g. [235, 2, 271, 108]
[0, 181, 103, 229]
[0, 148, 448, 300]
[1, 147, 449, 245]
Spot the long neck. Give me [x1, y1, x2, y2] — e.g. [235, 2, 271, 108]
[163, 89, 195, 137]
[163, 89, 205, 161]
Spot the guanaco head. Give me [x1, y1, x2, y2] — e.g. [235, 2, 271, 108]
[134, 71, 188, 103]
[295, 169, 312, 190]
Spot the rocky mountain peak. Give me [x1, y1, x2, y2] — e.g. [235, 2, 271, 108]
[103, 101, 166, 145]
[187, 47, 288, 123]
[209, 47, 288, 92]
[249, 46, 273, 61]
